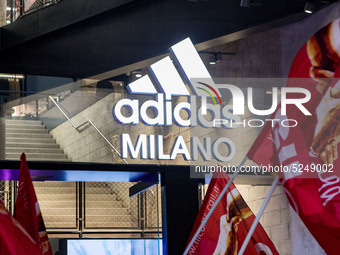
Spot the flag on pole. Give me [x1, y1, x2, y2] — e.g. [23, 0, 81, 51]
[247, 18, 340, 255]
[0, 199, 42, 255]
[14, 153, 53, 255]
[184, 171, 278, 255]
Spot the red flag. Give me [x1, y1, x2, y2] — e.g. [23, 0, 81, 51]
[247, 18, 340, 255]
[0, 199, 42, 255]
[185, 171, 278, 255]
[14, 153, 53, 255]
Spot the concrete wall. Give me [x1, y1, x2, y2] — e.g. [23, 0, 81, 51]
[238, 182, 324, 255]
[50, 92, 123, 164]
[280, 3, 340, 77]
[203, 28, 283, 78]
[237, 184, 291, 255]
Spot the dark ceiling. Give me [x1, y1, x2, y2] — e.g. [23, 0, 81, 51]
[0, 0, 311, 79]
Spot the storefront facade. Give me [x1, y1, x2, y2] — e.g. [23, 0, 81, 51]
[0, 1, 340, 254]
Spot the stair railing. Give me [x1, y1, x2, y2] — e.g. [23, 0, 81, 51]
[48, 95, 128, 164]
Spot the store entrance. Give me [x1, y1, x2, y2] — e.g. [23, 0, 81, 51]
[0, 161, 200, 255]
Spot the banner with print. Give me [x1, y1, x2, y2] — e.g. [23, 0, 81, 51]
[247, 18, 340, 255]
[15, 153, 53, 255]
[185, 171, 278, 254]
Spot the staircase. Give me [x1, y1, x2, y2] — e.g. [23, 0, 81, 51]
[5, 119, 75, 229]
[33, 181, 77, 229]
[34, 182, 134, 230]
[5, 119, 134, 231]
[85, 182, 134, 229]
[5, 119, 69, 161]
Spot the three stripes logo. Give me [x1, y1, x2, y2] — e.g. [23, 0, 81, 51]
[126, 38, 221, 102]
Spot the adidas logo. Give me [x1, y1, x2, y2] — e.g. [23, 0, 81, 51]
[112, 38, 239, 162]
[113, 38, 241, 129]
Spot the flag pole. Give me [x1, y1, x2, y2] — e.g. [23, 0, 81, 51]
[238, 175, 280, 255]
[183, 156, 248, 255]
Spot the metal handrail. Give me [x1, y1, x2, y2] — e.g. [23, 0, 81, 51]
[48, 96, 128, 164]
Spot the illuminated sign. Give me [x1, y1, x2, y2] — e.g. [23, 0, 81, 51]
[112, 38, 311, 162]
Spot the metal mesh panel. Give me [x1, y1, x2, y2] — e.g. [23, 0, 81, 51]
[84, 182, 136, 229]
[144, 184, 162, 229]
[84, 182, 162, 234]
[130, 184, 162, 237]
[0, 181, 14, 213]
[8, 180, 163, 235]
[33, 181, 77, 229]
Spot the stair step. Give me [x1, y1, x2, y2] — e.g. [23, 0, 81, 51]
[6, 138, 56, 143]
[6, 147, 64, 154]
[6, 128, 49, 134]
[6, 148, 64, 154]
[40, 208, 77, 214]
[41, 216, 133, 228]
[28, 158, 71, 162]
[86, 215, 131, 221]
[34, 182, 76, 188]
[38, 201, 76, 207]
[44, 222, 76, 228]
[6, 119, 42, 125]
[36, 193, 76, 200]
[85, 201, 125, 208]
[85, 193, 118, 201]
[85, 187, 116, 194]
[6, 143, 60, 149]
[6, 132, 54, 138]
[6, 153, 67, 159]
[34, 186, 75, 194]
[85, 221, 132, 228]
[42, 216, 76, 226]
[5, 157, 70, 162]
[6, 124, 46, 130]
[86, 208, 129, 215]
